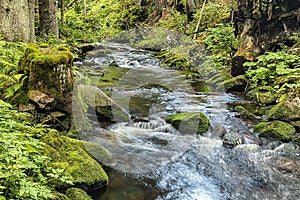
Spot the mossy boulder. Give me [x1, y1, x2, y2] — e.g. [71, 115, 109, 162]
[293, 135, 300, 145]
[254, 121, 296, 141]
[42, 131, 109, 191]
[77, 84, 129, 123]
[291, 121, 300, 131]
[234, 105, 257, 119]
[247, 86, 278, 105]
[268, 89, 300, 121]
[217, 75, 247, 92]
[66, 188, 93, 200]
[166, 112, 209, 135]
[52, 191, 69, 200]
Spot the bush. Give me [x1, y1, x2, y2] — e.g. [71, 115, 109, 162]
[0, 100, 71, 199]
[245, 51, 300, 90]
[202, 24, 238, 69]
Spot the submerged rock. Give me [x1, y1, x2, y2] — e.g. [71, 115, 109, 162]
[222, 130, 243, 148]
[77, 84, 130, 123]
[254, 121, 296, 141]
[166, 112, 209, 135]
[42, 131, 109, 191]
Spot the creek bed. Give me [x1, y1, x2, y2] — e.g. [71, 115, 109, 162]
[76, 42, 300, 200]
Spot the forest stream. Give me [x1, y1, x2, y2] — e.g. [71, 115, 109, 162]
[75, 42, 300, 200]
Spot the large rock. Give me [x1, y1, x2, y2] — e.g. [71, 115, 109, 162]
[42, 131, 110, 191]
[268, 89, 300, 120]
[254, 121, 296, 141]
[66, 188, 93, 200]
[247, 86, 278, 105]
[166, 112, 209, 135]
[77, 84, 129, 123]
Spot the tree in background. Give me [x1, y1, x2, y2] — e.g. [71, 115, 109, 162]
[0, 0, 35, 42]
[38, 0, 59, 37]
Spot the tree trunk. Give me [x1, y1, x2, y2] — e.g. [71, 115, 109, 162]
[38, 0, 58, 37]
[231, 0, 300, 76]
[83, 0, 87, 20]
[0, 0, 35, 42]
[60, 0, 65, 26]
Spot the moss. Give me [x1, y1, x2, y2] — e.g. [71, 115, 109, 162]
[66, 188, 93, 200]
[234, 105, 257, 119]
[291, 121, 300, 130]
[33, 54, 71, 67]
[254, 121, 296, 141]
[157, 51, 194, 71]
[80, 141, 114, 165]
[247, 86, 278, 105]
[268, 90, 300, 120]
[98, 68, 129, 87]
[166, 112, 210, 135]
[52, 191, 69, 200]
[42, 131, 109, 190]
[217, 75, 247, 92]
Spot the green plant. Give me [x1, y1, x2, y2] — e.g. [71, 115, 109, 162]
[245, 51, 300, 89]
[187, 1, 234, 35]
[201, 24, 238, 69]
[0, 100, 72, 199]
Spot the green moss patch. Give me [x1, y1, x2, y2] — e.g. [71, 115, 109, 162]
[268, 90, 300, 120]
[42, 131, 109, 190]
[254, 120, 296, 141]
[234, 105, 257, 119]
[98, 67, 129, 87]
[247, 86, 278, 105]
[66, 188, 93, 200]
[166, 112, 210, 135]
[217, 75, 247, 92]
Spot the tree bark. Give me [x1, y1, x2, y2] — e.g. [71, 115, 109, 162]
[60, 0, 65, 26]
[0, 0, 35, 42]
[83, 0, 86, 20]
[38, 0, 58, 37]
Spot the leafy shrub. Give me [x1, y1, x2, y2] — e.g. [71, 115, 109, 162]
[202, 24, 238, 69]
[187, 1, 233, 34]
[245, 51, 300, 89]
[157, 9, 188, 32]
[0, 100, 72, 199]
[62, 0, 146, 41]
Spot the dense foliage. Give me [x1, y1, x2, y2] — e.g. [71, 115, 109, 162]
[0, 41, 27, 101]
[61, 0, 147, 42]
[245, 51, 300, 91]
[0, 101, 72, 199]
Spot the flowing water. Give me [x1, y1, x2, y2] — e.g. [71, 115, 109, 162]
[75, 42, 300, 200]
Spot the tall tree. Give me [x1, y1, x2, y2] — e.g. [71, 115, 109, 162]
[0, 0, 35, 42]
[38, 0, 59, 37]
